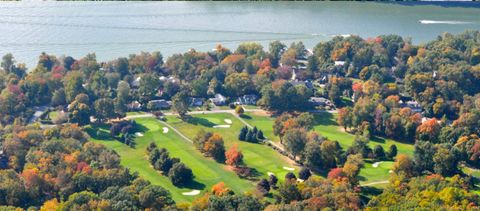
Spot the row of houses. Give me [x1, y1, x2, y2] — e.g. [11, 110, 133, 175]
[127, 94, 259, 111]
[309, 97, 335, 108]
[131, 75, 177, 88]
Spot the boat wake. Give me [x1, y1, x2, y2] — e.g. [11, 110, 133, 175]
[419, 20, 472, 25]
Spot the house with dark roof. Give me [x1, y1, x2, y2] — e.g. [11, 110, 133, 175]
[147, 100, 171, 110]
[190, 98, 204, 107]
[131, 76, 141, 88]
[236, 94, 258, 105]
[290, 80, 314, 90]
[127, 101, 142, 111]
[209, 94, 226, 106]
[309, 97, 334, 108]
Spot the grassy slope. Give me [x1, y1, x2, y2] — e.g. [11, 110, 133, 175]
[89, 117, 253, 203]
[244, 111, 414, 155]
[312, 112, 414, 156]
[358, 161, 394, 185]
[165, 113, 298, 182]
[241, 113, 280, 143]
[48, 110, 59, 120]
[241, 111, 411, 188]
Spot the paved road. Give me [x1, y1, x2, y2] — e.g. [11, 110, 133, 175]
[125, 113, 154, 119]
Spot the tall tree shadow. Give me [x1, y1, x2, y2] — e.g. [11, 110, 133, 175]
[239, 114, 252, 119]
[186, 116, 216, 127]
[313, 112, 337, 126]
[134, 123, 149, 133]
[370, 136, 386, 144]
[178, 179, 206, 190]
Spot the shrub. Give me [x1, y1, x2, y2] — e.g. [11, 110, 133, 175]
[373, 145, 386, 160]
[298, 168, 312, 180]
[268, 174, 278, 188]
[235, 105, 244, 115]
[256, 179, 270, 195]
[285, 172, 296, 181]
[234, 166, 256, 179]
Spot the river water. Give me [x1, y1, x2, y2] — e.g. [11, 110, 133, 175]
[0, 1, 479, 68]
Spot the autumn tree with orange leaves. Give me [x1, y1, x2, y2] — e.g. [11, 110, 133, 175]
[225, 144, 243, 167]
[416, 118, 441, 142]
[211, 182, 232, 196]
[202, 133, 226, 163]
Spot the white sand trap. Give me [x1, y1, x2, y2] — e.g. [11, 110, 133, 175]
[267, 172, 275, 176]
[388, 170, 393, 173]
[283, 167, 295, 171]
[162, 127, 169, 134]
[297, 178, 304, 183]
[372, 161, 383, 168]
[182, 190, 201, 196]
[213, 125, 231, 128]
[135, 132, 144, 137]
[224, 119, 232, 124]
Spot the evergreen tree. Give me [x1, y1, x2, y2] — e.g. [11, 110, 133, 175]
[373, 145, 386, 160]
[388, 144, 398, 159]
[246, 130, 253, 142]
[298, 168, 312, 180]
[238, 126, 248, 141]
[257, 130, 264, 140]
[268, 174, 278, 188]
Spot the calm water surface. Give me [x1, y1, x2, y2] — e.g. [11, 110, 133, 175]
[0, 1, 479, 68]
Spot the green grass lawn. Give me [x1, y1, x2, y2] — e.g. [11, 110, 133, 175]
[239, 111, 408, 188]
[242, 111, 414, 156]
[463, 167, 480, 178]
[243, 105, 260, 110]
[48, 110, 59, 120]
[89, 117, 254, 203]
[165, 113, 298, 182]
[312, 112, 414, 156]
[126, 111, 147, 116]
[241, 112, 280, 143]
[359, 161, 394, 186]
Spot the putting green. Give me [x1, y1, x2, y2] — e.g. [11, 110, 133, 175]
[359, 161, 394, 187]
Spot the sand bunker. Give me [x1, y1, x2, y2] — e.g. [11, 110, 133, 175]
[162, 127, 169, 134]
[372, 161, 383, 168]
[224, 119, 232, 124]
[297, 178, 304, 182]
[283, 167, 295, 171]
[182, 190, 201, 196]
[389, 170, 393, 173]
[135, 132, 144, 137]
[213, 125, 231, 128]
[267, 172, 275, 176]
